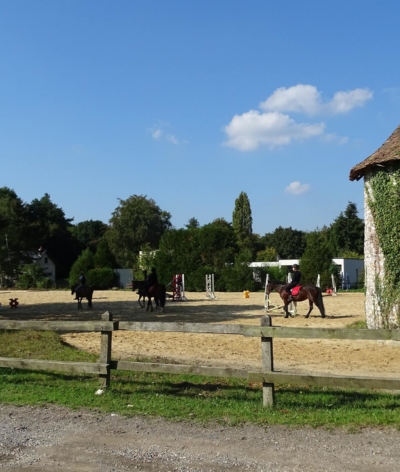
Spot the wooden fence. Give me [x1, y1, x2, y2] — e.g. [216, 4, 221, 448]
[1, 312, 400, 406]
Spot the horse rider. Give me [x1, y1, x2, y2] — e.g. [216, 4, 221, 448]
[146, 267, 158, 294]
[285, 264, 302, 302]
[74, 271, 87, 299]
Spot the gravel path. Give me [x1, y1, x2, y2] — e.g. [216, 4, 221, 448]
[1, 405, 400, 471]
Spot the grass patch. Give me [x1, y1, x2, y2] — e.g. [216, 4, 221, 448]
[347, 320, 368, 329]
[0, 330, 399, 427]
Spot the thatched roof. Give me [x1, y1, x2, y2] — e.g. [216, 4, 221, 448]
[349, 124, 400, 181]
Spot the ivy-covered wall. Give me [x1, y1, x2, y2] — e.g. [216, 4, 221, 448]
[365, 164, 400, 328]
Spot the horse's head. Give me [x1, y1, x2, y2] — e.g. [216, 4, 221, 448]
[71, 285, 75, 295]
[266, 280, 286, 294]
[265, 283, 273, 295]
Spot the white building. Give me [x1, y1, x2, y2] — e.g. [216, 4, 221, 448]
[249, 258, 364, 287]
[28, 250, 56, 284]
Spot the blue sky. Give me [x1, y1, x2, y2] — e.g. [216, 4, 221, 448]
[1, 0, 399, 235]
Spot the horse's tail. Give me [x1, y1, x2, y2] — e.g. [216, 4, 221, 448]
[316, 287, 326, 318]
[159, 284, 166, 308]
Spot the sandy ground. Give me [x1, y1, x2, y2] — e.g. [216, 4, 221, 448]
[1, 289, 399, 378]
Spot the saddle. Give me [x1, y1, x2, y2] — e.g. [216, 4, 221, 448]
[290, 285, 302, 296]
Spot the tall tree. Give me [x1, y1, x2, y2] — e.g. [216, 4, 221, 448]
[232, 192, 253, 250]
[329, 202, 364, 256]
[26, 194, 80, 278]
[0, 187, 29, 279]
[260, 226, 306, 259]
[106, 195, 172, 267]
[70, 220, 108, 251]
[185, 217, 200, 229]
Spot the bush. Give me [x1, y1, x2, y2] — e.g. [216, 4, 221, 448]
[16, 264, 54, 289]
[86, 268, 117, 289]
[68, 249, 95, 286]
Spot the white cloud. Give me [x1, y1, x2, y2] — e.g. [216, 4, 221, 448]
[261, 85, 322, 115]
[150, 124, 180, 145]
[321, 133, 349, 145]
[260, 84, 373, 115]
[223, 84, 372, 151]
[223, 110, 324, 151]
[166, 134, 178, 145]
[285, 181, 310, 196]
[152, 128, 163, 140]
[329, 89, 373, 114]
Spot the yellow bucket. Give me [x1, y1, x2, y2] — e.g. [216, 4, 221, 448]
[243, 290, 250, 298]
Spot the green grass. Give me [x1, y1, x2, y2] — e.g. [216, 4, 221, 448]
[0, 330, 399, 428]
[347, 320, 368, 329]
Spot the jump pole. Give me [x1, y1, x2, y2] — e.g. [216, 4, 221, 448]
[172, 274, 187, 301]
[205, 274, 216, 299]
[331, 274, 337, 296]
[263, 273, 270, 311]
[316, 274, 320, 288]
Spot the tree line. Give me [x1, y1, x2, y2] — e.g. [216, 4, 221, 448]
[0, 187, 364, 290]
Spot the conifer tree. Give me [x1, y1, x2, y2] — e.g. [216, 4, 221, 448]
[232, 192, 253, 250]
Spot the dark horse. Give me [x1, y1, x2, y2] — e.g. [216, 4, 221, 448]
[131, 280, 166, 313]
[266, 280, 326, 319]
[71, 285, 93, 310]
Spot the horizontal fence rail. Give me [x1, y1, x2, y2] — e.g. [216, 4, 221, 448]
[1, 311, 400, 406]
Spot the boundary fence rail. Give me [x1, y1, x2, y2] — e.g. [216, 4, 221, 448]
[1, 312, 400, 406]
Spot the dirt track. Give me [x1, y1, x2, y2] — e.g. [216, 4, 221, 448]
[1, 289, 399, 377]
[2, 290, 400, 471]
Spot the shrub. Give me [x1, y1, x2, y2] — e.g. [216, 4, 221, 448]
[16, 264, 53, 289]
[86, 267, 117, 289]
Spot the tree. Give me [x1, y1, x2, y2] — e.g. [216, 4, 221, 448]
[94, 238, 117, 268]
[329, 202, 364, 256]
[68, 248, 95, 286]
[0, 187, 29, 280]
[106, 195, 171, 267]
[70, 220, 108, 251]
[26, 194, 80, 278]
[300, 230, 334, 288]
[232, 192, 253, 250]
[260, 226, 306, 259]
[154, 221, 238, 291]
[185, 217, 200, 229]
[256, 247, 278, 262]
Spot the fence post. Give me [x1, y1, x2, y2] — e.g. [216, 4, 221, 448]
[261, 315, 274, 407]
[99, 311, 113, 389]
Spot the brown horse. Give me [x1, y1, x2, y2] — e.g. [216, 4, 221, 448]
[131, 280, 166, 312]
[266, 280, 326, 319]
[71, 285, 93, 309]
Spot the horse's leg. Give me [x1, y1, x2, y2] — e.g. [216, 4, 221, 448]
[291, 301, 297, 317]
[78, 297, 82, 310]
[283, 300, 291, 318]
[88, 297, 92, 308]
[305, 300, 313, 318]
[146, 297, 153, 312]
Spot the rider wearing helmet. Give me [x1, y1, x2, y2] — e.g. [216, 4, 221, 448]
[285, 264, 302, 301]
[146, 267, 158, 292]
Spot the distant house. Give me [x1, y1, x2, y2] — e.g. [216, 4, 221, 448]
[350, 124, 400, 328]
[26, 250, 56, 284]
